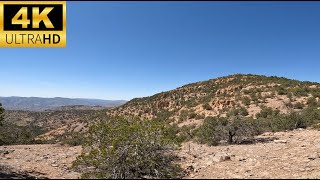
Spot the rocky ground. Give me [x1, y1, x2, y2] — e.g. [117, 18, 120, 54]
[2, 129, 320, 179]
[179, 128, 320, 179]
[0, 144, 81, 179]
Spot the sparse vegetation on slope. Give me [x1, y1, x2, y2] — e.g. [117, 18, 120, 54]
[108, 74, 320, 125]
[195, 106, 320, 146]
[0, 122, 44, 146]
[1, 108, 104, 146]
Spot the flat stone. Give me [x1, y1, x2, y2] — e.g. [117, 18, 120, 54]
[51, 164, 59, 167]
[274, 140, 287, 143]
[308, 154, 319, 160]
[212, 153, 231, 162]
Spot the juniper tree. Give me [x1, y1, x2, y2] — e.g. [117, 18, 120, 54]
[73, 116, 183, 179]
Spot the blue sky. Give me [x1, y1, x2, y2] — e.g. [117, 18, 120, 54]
[1, 2, 320, 100]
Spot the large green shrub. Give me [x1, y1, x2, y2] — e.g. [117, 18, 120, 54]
[73, 116, 183, 179]
[194, 116, 224, 146]
[256, 106, 280, 118]
[195, 116, 258, 146]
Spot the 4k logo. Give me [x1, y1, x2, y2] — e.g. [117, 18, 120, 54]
[0, 1, 66, 47]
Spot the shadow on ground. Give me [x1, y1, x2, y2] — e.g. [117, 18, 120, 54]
[0, 172, 36, 179]
[0, 165, 47, 179]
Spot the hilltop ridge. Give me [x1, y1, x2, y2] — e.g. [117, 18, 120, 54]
[108, 74, 320, 126]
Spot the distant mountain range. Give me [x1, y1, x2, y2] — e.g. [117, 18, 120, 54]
[0, 96, 127, 111]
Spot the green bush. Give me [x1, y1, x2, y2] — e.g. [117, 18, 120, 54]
[195, 113, 205, 120]
[293, 87, 309, 97]
[188, 112, 197, 119]
[250, 93, 259, 103]
[294, 102, 304, 109]
[179, 110, 189, 122]
[312, 91, 320, 98]
[239, 107, 249, 116]
[256, 106, 280, 118]
[227, 107, 248, 117]
[287, 92, 293, 100]
[0, 123, 45, 145]
[277, 86, 287, 95]
[196, 107, 320, 147]
[0, 103, 4, 126]
[300, 107, 320, 126]
[307, 97, 318, 107]
[195, 116, 258, 146]
[254, 108, 320, 132]
[73, 116, 183, 179]
[202, 103, 212, 110]
[194, 116, 224, 146]
[155, 110, 174, 122]
[177, 125, 196, 143]
[266, 113, 306, 132]
[58, 132, 86, 146]
[241, 96, 251, 106]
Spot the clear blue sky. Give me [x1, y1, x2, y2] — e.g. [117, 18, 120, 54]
[1, 2, 320, 100]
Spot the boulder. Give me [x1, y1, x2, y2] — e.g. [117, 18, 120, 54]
[212, 152, 231, 162]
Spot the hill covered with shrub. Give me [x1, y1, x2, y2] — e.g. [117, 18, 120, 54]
[108, 74, 320, 126]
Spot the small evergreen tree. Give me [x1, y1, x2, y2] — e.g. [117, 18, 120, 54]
[242, 96, 251, 106]
[202, 103, 212, 110]
[0, 103, 4, 126]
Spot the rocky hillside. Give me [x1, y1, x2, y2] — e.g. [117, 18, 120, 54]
[1, 107, 105, 145]
[108, 74, 320, 125]
[3, 74, 320, 145]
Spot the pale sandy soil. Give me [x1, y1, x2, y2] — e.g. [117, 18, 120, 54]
[178, 129, 320, 179]
[0, 144, 81, 179]
[2, 129, 320, 179]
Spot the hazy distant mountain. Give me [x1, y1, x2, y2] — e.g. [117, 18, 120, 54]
[0, 96, 127, 111]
